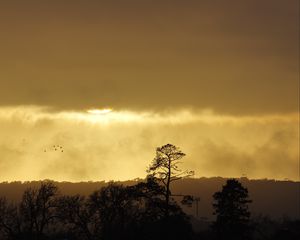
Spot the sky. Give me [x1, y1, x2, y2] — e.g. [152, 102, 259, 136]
[0, 0, 299, 181]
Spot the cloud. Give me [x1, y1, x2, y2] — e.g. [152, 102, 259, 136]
[0, 106, 298, 181]
[194, 129, 298, 180]
[0, 0, 298, 114]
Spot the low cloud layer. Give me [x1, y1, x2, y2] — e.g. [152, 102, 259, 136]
[0, 106, 298, 182]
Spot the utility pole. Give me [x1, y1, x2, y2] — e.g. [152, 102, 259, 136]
[195, 197, 200, 217]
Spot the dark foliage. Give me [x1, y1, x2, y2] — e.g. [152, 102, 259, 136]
[212, 179, 252, 240]
[0, 178, 193, 240]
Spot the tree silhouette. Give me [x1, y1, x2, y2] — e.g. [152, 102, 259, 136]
[0, 198, 21, 240]
[147, 144, 194, 217]
[56, 195, 95, 240]
[20, 181, 58, 239]
[88, 183, 140, 240]
[0, 145, 195, 240]
[0, 181, 58, 240]
[212, 179, 252, 240]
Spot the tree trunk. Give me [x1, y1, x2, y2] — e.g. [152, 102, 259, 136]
[165, 155, 171, 218]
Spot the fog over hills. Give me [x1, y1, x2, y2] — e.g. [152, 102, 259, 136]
[0, 177, 299, 220]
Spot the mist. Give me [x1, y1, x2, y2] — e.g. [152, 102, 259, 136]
[0, 106, 298, 181]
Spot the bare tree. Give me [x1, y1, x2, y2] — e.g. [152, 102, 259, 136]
[20, 181, 58, 238]
[0, 198, 21, 240]
[0, 181, 58, 239]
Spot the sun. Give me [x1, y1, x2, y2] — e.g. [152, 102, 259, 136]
[87, 108, 113, 115]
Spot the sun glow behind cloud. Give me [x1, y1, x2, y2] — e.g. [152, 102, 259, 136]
[87, 108, 113, 115]
[0, 106, 298, 182]
[0, 106, 297, 125]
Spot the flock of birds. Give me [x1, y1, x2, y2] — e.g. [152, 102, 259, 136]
[44, 145, 64, 153]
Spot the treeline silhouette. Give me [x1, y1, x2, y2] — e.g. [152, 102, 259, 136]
[0, 144, 299, 240]
[0, 179, 193, 240]
[1, 178, 298, 220]
[1, 180, 299, 240]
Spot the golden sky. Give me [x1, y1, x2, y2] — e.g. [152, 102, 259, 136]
[0, 0, 299, 181]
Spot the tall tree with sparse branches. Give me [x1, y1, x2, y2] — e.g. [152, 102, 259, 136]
[147, 144, 194, 217]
